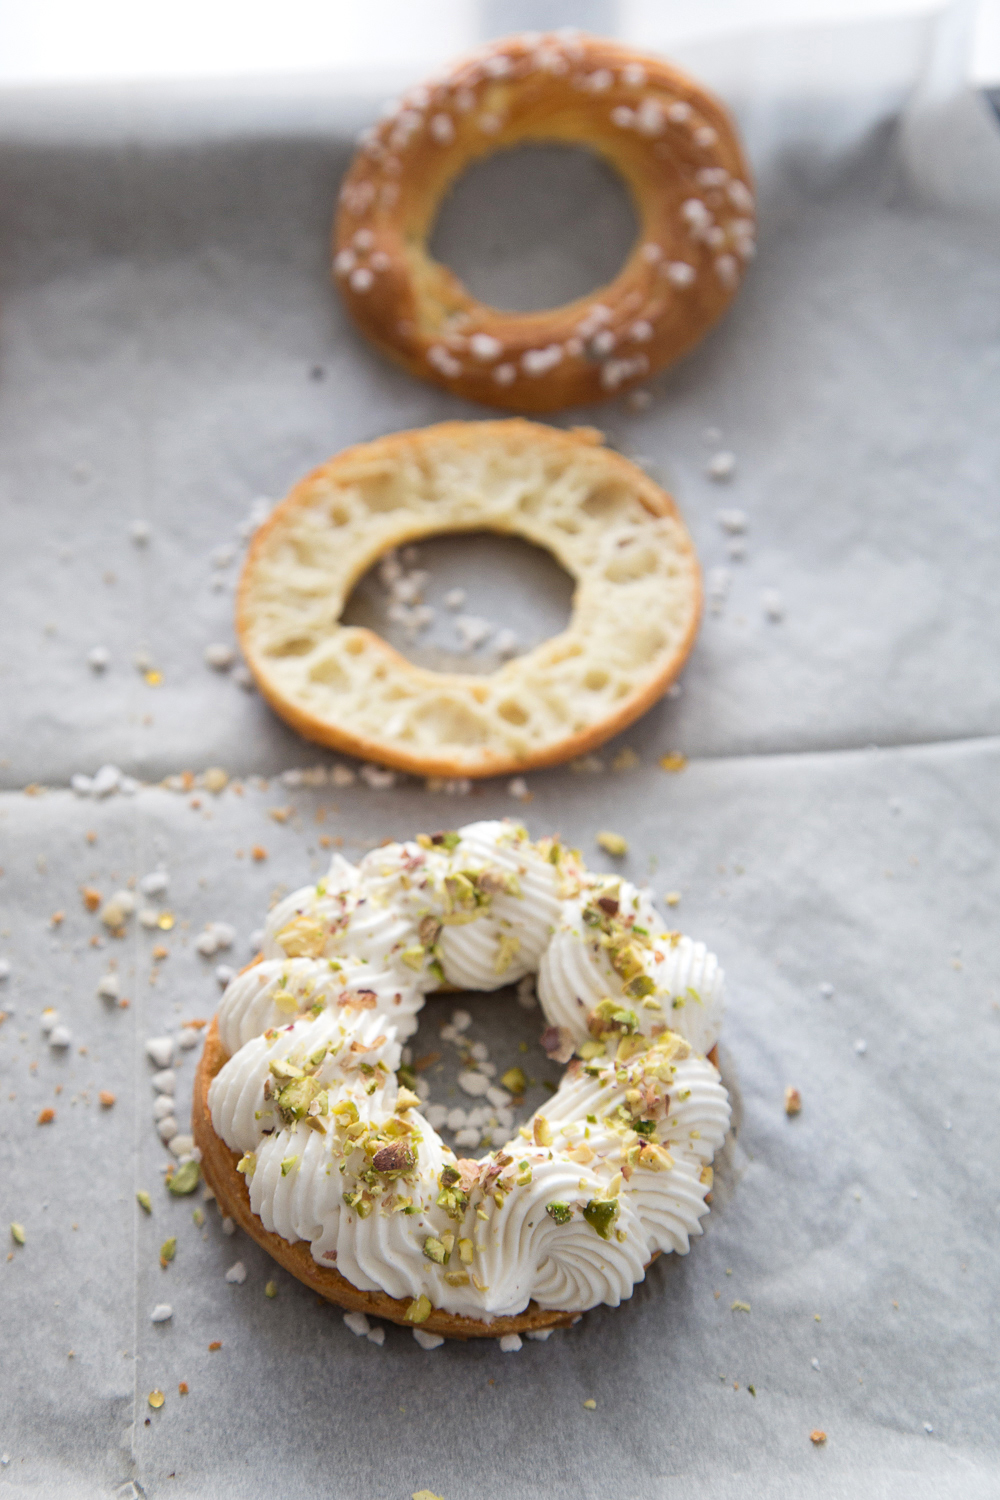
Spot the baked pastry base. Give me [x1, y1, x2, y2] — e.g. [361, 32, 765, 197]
[236, 420, 701, 780]
[192, 1019, 579, 1339]
[334, 33, 753, 412]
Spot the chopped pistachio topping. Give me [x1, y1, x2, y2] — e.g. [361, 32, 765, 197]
[418, 914, 442, 946]
[545, 1201, 572, 1225]
[276, 1074, 322, 1123]
[404, 1294, 433, 1323]
[237, 1152, 256, 1178]
[596, 830, 628, 857]
[458, 1238, 474, 1264]
[167, 1159, 201, 1196]
[275, 914, 328, 958]
[494, 932, 521, 974]
[588, 998, 640, 1040]
[136, 1190, 152, 1214]
[371, 1141, 417, 1177]
[272, 988, 299, 1015]
[280, 1156, 298, 1177]
[268, 1056, 305, 1083]
[10, 1222, 26, 1246]
[436, 1185, 468, 1221]
[159, 1237, 177, 1262]
[265, 1281, 278, 1298]
[533, 1116, 553, 1147]
[501, 1067, 527, 1095]
[582, 1199, 619, 1240]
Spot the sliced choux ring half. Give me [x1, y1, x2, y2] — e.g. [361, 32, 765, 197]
[236, 419, 701, 779]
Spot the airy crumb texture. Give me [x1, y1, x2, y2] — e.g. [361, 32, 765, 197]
[333, 32, 753, 412]
[237, 421, 701, 778]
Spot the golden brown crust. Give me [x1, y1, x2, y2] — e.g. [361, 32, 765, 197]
[192, 1018, 578, 1339]
[235, 419, 702, 779]
[333, 32, 754, 412]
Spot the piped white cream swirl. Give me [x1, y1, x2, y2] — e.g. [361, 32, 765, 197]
[210, 820, 732, 1323]
[436, 820, 562, 989]
[217, 954, 419, 1054]
[538, 879, 725, 1057]
[261, 845, 452, 995]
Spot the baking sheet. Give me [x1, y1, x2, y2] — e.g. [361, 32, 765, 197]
[1, 6, 999, 1497]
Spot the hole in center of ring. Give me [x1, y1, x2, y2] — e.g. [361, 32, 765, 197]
[428, 143, 640, 313]
[340, 531, 575, 675]
[402, 988, 561, 1156]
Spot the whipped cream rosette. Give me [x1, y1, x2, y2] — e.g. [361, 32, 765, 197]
[198, 819, 732, 1335]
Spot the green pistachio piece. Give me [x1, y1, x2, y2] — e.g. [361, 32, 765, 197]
[436, 1186, 469, 1221]
[583, 1199, 620, 1241]
[268, 1057, 305, 1083]
[167, 1159, 201, 1196]
[444, 873, 478, 911]
[405, 1294, 433, 1323]
[610, 944, 644, 982]
[545, 1202, 572, 1225]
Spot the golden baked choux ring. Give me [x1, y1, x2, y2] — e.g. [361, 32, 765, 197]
[236, 420, 701, 780]
[333, 30, 754, 412]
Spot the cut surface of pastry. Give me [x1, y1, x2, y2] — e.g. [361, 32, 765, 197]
[236, 420, 701, 778]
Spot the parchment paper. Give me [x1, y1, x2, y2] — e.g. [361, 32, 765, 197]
[1, 6, 998, 1497]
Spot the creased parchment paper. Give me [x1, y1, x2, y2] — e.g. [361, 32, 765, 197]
[0, 7, 998, 1497]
